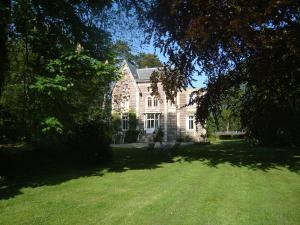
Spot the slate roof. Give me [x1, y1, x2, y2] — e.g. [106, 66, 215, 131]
[125, 60, 159, 82]
[136, 68, 158, 81]
[126, 61, 139, 80]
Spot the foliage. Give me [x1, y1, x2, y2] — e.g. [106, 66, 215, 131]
[29, 51, 116, 137]
[112, 40, 136, 63]
[128, 0, 300, 146]
[113, 40, 162, 68]
[134, 53, 162, 68]
[176, 134, 192, 142]
[153, 127, 164, 143]
[66, 120, 113, 162]
[111, 112, 122, 133]
[41, 117, 63, 135]
[124, 110, 139, 143]
[124, 130, 139, 143]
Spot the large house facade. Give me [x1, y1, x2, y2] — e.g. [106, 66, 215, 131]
[112, 61, 206, 142]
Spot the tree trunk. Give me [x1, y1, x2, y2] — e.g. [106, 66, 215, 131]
[0, 0, 11, 95]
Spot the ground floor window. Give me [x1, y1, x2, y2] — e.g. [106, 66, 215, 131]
[145, 113, 160, 129]
[188, 115, 194, 130]
[122, 114, 128, 130]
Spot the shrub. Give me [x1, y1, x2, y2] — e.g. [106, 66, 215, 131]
[124, 130, 139, 143]
[154, 127, 164, 143]
[66, 120, 112, 162]
[123, 110, 139, 143]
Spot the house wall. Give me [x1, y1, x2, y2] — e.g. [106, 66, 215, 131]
[112, 65, 138, 113]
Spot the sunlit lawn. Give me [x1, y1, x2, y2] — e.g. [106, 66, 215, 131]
[0, 140, 299, 225]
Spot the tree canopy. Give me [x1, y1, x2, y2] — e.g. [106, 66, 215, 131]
[126, 0, 300, 145]
[113, 40, 162, 68]
[0, 0, 117, 157]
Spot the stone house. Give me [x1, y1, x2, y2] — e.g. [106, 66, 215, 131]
[112, 60, 206, 142]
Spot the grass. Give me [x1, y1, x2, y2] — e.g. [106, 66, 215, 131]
[0, 140, 299, 225]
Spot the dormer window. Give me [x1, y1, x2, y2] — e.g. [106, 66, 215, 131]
[187, 94, 196, 106]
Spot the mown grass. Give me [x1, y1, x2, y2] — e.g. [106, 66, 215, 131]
[0, 140, 299, 225]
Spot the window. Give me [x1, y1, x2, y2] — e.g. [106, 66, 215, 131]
[122, 96, 129, 111]
[147, 97, 152, 108]
[146, 113, 160, 129]
[123, 84, 128, 92]
[187, 94, 196, 106]
[188, 116, 194, 130]
[153, 98, 158, 107]
[122, 114, 128, 130]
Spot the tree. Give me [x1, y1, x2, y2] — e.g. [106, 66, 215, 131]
[134, 53, 162, 68]
[0, 0, 116, 144]
[113, 40, 135, 63]
[126, 0, 300, 145]
[112, 41, 162, 68]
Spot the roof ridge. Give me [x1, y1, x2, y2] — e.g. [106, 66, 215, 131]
[137, 67, 158, 70]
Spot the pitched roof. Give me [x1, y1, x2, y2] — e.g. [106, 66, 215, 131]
[136, 68, 158, 81]
[126, 61, 139, 80]
[125, 60, 159, 82]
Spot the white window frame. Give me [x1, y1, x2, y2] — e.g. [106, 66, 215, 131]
[145, 113, 160, 129]
[122, 114, 129, 130]
[146, 96, 160, 109]
[187, 115, 194, 130]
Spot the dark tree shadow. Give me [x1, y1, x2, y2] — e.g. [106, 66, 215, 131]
[0, 140, 299, 200]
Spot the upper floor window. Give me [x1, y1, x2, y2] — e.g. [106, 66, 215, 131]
[187, 94, 196, 106]
[147, 97, 152, 107]
[147, 96, 159, 108]
[121, 96, 129, 111]
[153, 98, 158, 107]
[123, 84, 128, 92]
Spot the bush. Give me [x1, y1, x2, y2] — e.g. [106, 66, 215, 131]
[66, 120, 112, 162]
[124, 130, 139, 143]
[176, 134, 193, 142]
[218, 134, 245, 140]
[153, 127, 164, 143]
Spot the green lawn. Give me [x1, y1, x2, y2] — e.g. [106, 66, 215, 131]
[0, 140, 299, 225]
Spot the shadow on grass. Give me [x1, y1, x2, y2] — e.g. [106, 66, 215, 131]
[0, 140, 299, 200]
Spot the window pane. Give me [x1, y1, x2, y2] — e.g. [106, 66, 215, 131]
[188, 116, 194, 129]
[148, 97, 152, 107]
[151, 120, 154, 128]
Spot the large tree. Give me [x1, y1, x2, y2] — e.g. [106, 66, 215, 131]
[135, 53, 162, 68]
[126, 0, 300, 145]
[0, 0, 117, 143]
